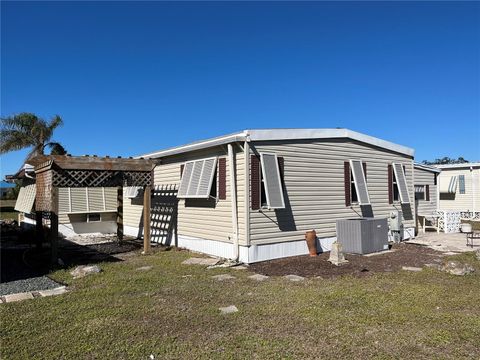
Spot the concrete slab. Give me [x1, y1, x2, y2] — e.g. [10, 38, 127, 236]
[402, 266, 423, 272]
[219, 305, 238, 314]
[406, 232, 475, 253]
[38, 286, 67, 297]
[136, 266, 153, 271]
[5, 292, 34, 303]
[182, 257, 219, 266]
[248, 274, 269, 281]
[284, 275, 305, 282]
[212, 274, 236, 281]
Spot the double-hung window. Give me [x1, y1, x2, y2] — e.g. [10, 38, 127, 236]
[392, 163, 410, 204]
[259, 153, 285, 209]
[345, 160, 370, 206]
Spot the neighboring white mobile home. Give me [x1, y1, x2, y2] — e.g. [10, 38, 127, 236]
[437, 162, 480, 212]
[123, 129, 416, 263]
[413, 163, 440, 232]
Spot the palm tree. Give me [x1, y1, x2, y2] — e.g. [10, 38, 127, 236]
[0, 112, 66, 160]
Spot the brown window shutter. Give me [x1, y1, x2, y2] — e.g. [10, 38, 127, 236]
[278, 157, 284, 182]
[344, 161, 351, 207]
[251, 155, 261, 210]
[388, 164, 393, 204]
[425, 184, 430, 201]
[218, 158, 227, 200]
[180, 164, 184, 178]
[362, 162, 367, 181]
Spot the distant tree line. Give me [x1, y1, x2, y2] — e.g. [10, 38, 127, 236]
[422, 157, 469, 165]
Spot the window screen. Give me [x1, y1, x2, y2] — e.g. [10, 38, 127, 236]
[392, 163, 411, 203]
[350, 160, 370, 205]
[415, 185, 425, 201]
[177, 157, 218, 199]
[260, 153, 285, 209]
[124, 186, 141, 199]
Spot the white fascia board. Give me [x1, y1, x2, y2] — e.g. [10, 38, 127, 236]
[139, 128, 415, 159]
[435, 162, 480, 170]
[139, 132, 248, 159]
[247, 129, 415, 157]
[414, 163, 441, 173]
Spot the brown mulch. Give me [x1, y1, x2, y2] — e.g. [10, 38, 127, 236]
[249, 243, 445, 278]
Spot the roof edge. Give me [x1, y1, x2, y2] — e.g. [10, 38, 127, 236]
[414, 163, 441, 173]
[139, 128, 415, 159]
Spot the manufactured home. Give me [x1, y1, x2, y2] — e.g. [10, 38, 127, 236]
[413, 163, 440, 232]
[437, 162, 480, 212]
[123, 129, 416, 263]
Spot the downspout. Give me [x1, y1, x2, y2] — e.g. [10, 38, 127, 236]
[228, 143, 239, 261]
[471, 166, 475, 214]
[244, 140, 250, 248]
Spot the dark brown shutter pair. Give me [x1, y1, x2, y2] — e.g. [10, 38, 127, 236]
[344, 162, 351, 207]
[250, 155, 284, 210]
[388, 164, 393, 204]
[425, 184, 430, 201]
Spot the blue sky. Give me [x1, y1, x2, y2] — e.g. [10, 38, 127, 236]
[1, 1, 479, 178]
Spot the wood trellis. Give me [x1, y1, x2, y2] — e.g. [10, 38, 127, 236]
[30, 155, 156, 264]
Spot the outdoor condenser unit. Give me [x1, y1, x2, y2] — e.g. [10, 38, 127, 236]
[336, 218, 389, 255]
[388, 210, 403, 243]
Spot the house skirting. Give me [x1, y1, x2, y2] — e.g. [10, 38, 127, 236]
[124, 225, 415, 263]
[20, 217, 117, 238]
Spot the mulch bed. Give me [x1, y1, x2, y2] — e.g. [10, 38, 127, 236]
[249, 243, 444, 278]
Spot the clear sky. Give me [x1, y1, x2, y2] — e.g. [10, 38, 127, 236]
[1, 1, 479, 178]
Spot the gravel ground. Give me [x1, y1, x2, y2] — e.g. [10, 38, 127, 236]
[0, 276, 62, 296]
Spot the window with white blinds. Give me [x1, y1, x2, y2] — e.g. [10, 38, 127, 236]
[177, 157, 218, 198]
[260, 153, 285, 209]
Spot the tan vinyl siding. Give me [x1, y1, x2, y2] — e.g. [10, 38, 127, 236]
[438, 168, 480, 212]
[123, 146, 246, 244]
[414, 167, 438, 216]
[249, 139, 414, 245]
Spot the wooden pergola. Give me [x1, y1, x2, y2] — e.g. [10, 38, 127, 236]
[30, 155, 156, 264]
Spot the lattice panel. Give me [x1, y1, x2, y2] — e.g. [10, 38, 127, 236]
[434, 211, 480, 233]
[35, 171, 53, 211]
[51, 170, 152, 188]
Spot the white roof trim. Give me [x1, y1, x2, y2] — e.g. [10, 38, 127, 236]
[414, 163, 441, 173]
[139, 128, 414, 159]
[435, 162, 480, 169]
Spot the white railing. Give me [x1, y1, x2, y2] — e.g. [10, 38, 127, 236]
[434, 211, 480, 233]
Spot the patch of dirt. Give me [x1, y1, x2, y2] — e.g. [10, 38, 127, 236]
[249, 243, 443, 278]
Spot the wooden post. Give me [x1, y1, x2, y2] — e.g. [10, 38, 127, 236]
[117, 186, 123, 242]
[35, 211, 44, 249]
[50, 187, 59, 266]
[143, 186, 151, 254]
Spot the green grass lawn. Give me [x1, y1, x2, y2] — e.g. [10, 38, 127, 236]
[1, 249, 479, 359]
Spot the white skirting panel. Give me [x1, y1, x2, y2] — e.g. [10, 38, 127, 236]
[20, 217, 116, 238]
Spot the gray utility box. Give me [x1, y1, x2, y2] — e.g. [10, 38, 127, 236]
[336, 218, 389, 254]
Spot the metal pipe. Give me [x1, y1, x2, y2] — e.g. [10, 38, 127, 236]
[228, 144, 239, 261]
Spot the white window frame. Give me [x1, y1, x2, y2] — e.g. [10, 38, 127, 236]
[259, 152, 285, 209]
[414, 185, 426, 201]
[177, 157, 218, 199]
[349, 160, 370, 205]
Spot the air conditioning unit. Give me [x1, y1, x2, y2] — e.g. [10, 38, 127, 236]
[336, 218, 389, 254]
[388, 211, 403, 242]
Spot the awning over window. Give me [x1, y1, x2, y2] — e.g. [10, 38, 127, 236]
[260, 153, 285, 209]
[439, 176, 457, 194]
[14, 184, 36, 214]
[393, 163, 411, 204]
[415, 185, 425, 193]
[350, 160, 370, 205]
[124, 186, 141, 199]
[177, 157, 218, 198]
